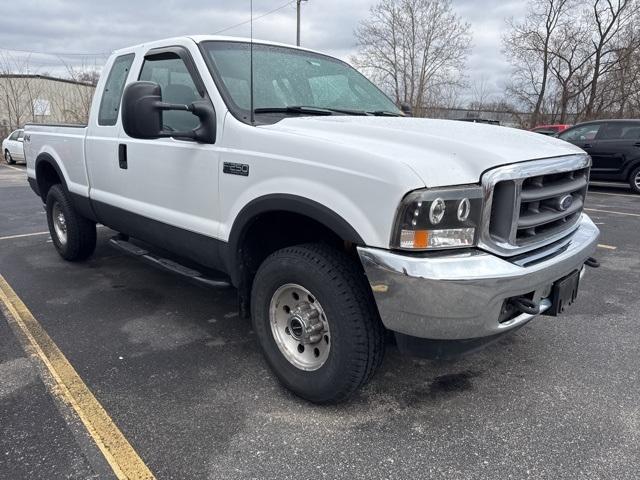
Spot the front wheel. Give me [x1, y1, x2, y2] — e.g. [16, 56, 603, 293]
[629, 166, 640, 194]
[251, 243, 385, 404]
[4, 150, 15, 165]
[46, 185, 97, 261]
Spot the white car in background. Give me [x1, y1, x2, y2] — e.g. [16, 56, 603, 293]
[3, 129, 25, 164]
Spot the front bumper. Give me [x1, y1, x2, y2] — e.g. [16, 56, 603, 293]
[358, 214, 599, 340]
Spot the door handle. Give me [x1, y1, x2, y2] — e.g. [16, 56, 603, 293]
[583, 143, 593, 148]
[118, 144, 127, 169]
[633, 142, 640, 147]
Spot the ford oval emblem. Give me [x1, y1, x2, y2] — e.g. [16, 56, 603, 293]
[559, 194, 573, 211]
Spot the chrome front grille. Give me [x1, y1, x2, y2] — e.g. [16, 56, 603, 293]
[479, 154, 591, 256]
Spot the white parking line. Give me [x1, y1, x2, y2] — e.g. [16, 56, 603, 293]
[0, 163, 25, 172]
[585, 208, 640, 217]
[597, 244, 617, 250]
[0, 231, 50, 241]
[588, 191, 639, 199]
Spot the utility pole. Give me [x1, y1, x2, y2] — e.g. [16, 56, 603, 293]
[296, 0, 307, 46]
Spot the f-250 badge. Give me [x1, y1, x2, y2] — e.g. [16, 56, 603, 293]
[223, 162, 250, 176]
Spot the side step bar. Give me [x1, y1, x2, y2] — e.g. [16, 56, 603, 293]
[108, 236, 232, 289]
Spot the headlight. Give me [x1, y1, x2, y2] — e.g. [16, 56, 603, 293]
[391, 186, 483, 250]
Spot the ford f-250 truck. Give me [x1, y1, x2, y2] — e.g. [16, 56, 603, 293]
[24, 36, 600, 403]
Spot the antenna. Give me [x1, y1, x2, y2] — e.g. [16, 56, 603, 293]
[249, 0, 255, 125]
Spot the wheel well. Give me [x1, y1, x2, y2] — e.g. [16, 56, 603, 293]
[235, 211, 360, 317]
[36, 160, 63, 201]
[627, 162, 640, 179]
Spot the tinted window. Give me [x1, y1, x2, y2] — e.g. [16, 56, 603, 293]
[139, 55, 202, 132]
[98, 54, 135, 126]
[559, 123, 602, 142]
[598, 122, 640, 140]
[9, 130, 20, 140]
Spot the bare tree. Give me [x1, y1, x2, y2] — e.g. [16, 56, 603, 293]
[547, 21, 592, 123]
[469, 75, 493, 111]
[0, 53, 42, 130]
[503, 0, 572, 127]
[352, 0, 471, 117]
[59, 58, 100, 123]
[583, 0, 640, 118]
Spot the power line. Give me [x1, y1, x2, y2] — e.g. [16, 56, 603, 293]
[213, 0, 296, 35]
[0, 1, 297, 58]
[0, 46, 110, 57]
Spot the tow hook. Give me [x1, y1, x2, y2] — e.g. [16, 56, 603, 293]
[510, 297, 540, 315]
[585, 257, 600, 268]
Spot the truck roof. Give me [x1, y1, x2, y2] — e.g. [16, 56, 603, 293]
[111, 35, 325, 57]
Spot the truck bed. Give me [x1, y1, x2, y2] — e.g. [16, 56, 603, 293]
[24, 123, 90, 200]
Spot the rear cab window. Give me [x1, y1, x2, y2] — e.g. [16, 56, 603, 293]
[98, 54, 135, 126]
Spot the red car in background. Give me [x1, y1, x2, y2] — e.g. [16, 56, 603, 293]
[530, 124, 572, 135]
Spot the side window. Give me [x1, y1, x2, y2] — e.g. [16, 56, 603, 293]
[601, 122, 640, 141]
[559, 123, 602, 142]
[9, 131, 19, 140]
[621, 124, 640, 140]
[139, 54, 202, 132]
[598, 122, 629, 141]
[17, 130, 24, 140]
[98, 54, 135, 126]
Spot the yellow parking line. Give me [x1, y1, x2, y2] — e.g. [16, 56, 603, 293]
[585, 208, 640, 218]
[0, 274, 155, 480]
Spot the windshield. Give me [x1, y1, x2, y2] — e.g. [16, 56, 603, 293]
[201, 41, 401, 122]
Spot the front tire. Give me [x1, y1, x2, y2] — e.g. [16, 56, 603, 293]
[629, 166, 640, 194]
[4, 150, 15, 165]
[46, 185, 97, 261]
[251, 243, 384, 404]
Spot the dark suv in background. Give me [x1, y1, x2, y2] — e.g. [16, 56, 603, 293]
[558, 119, 640, 193]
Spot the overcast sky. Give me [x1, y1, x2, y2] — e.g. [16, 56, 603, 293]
[0, 0, 528, 100]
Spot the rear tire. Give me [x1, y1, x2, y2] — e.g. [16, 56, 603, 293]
[4, 150, 15, 165]
[251, 243, 385, 404]
[629, 166, 640, 194]
[46, 185, 97, 261]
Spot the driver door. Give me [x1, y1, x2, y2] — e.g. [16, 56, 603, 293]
[112, 46, 223, 269]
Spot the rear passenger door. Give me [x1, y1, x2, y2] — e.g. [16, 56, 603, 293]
[86, 53, 136, 201]
[13, 130, 25, 161]
[591, 121, 640, 179]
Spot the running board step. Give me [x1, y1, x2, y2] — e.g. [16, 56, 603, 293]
[108, 236, 232, 289]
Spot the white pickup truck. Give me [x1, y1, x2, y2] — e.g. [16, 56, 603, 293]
[25, 36, 600, 403]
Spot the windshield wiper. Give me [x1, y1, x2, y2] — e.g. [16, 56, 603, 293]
[320, 107, 369, 116]
[367, 110, 403, 117]
[254, 106, 333, 116]
[253, 106, 403, 117]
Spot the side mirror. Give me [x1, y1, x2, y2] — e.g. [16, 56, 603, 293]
[121, 81, 216, 144]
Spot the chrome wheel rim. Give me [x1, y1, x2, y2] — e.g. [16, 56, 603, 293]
[4, 151, 10, 163]
[52, 202, 68, 245]
[634, 172, 640, 190]
[269, 283, 330, 371]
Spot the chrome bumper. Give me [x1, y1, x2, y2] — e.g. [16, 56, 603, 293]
[358, 215, 600, 340]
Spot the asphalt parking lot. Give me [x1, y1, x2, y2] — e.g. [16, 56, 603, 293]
[1, 162, 639, 480]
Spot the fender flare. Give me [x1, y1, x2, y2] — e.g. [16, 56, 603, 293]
[34, 152, 68, 199]
[225, 194, 365, 281]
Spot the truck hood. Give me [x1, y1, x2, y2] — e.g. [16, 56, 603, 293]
[262, 116, 585, 187]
